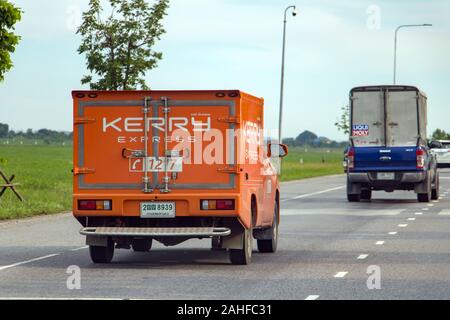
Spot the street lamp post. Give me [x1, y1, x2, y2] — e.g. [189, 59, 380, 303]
[393, 24, 432, 85]
[278, 5, 297, 145]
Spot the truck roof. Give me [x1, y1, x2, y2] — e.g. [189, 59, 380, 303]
[72, 90, 264, 104]
[350, 85, 427, 98]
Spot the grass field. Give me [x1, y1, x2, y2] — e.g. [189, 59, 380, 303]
[280, 147, 344, 181]
[0, 146, 344, 220]
[0, 146, 72, 220]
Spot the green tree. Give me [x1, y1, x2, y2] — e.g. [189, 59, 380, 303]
[0, 0, 21, 82]
[77, 0, 169, 90]
[0, 123, 8, 137]
[432, 129, 450, 140]
[334, 105, 350, 136]
[296, 131, 318, 145]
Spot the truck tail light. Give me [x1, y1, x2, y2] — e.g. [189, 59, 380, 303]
[347, 148, 355, 170]
[201, 200, 235, 211]
[78, 200, 112, 211]
[416, 149, 426, 169]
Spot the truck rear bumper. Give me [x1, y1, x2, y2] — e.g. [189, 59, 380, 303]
[80, 227, 231, 238]
[348, 172, 426, 184]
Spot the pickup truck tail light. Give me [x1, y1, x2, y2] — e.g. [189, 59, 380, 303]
[416, 149, 426, 169]
[78, 200, 112, 211]
[201, 200, 235, 211]
[347, 148, 355, 170]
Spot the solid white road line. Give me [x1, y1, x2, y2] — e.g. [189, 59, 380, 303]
[334, 272, 348, 278]
[398, 224, 408, 228]
[70, 246, 89, 252]
[282, 186, 345, 202]
[388, 232, 398, 235]
[357, 254, 369, 260]
[0, 254, 60, 271]
[305, 295, 320, 301]
[375, 241, 385, 245]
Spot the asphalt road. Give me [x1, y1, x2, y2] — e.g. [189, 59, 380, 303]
[1, 171, 450, 300]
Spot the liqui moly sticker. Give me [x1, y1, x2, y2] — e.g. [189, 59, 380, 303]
[352, 124, 369, 137]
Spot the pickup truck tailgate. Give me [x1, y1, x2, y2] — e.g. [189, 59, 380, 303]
[354, 147, 418, 171]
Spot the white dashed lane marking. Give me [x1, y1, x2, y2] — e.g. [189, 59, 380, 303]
[389, 231, 398, 235]
[357, 254, 369, 260]
[398, 224, 408, 228]
[375, 241, 385, 245]
[305, 295, 320, 300]
[408, 218, 416, 221]
[334, 272, 348, 278]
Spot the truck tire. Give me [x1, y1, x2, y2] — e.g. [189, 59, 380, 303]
[89, 238, 114, 264]
[132, 238, 152, 252]
[257, 202, 279, 253]
[361, 189, 372, 201]
[432, 172, 440, 200]
[230, 228, 253, 265]
[347, 194, 361, 202]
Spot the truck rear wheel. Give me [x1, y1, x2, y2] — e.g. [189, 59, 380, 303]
[132, 238, 152, 252]
[347, 194, 361, 202]
[361, 189, 372, 201]
[257, 202, 279, 253]
[230, 228, 253, 265]
[89, 238, 114, 264]
[432, 172, 440, 200]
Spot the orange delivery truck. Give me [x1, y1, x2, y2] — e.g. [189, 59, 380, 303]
[72, 90, 288, 265]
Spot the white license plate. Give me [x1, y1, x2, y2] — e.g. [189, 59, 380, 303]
[130, 157, 183, 173]
[140, 202, 176, 218]
[377, 172, 395, 180]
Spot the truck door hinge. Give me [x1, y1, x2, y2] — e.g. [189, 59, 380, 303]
[218, 166, 240, 174]
[218, 116, 240, 124]
[73, 167, 96, 176]
[74, 117, 96, 125]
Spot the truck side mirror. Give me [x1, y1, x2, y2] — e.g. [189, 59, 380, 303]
[268, 144, 289, 158]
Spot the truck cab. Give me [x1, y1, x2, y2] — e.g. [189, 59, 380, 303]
[346, 85, 439, 203]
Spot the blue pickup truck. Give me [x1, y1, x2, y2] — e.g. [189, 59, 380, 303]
[346, 85, 439, 203]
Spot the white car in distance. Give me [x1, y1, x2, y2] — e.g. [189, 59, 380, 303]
[430, 140, 450, 168]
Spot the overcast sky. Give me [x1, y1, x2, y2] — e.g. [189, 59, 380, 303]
[1, 0, 449, 141]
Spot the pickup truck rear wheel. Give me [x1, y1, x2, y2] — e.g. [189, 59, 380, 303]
[257, 202, 279, 253]
[361, 189, 372, 201]
[432, 172, 440, 200]
[347, 194, 361, 202]
[89, 238, 114, 264]
[230, 228, 253, 265]
[132, 238, 152, 252]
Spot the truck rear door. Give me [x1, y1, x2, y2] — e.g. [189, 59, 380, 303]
[351, 89, 419, 171]
[74, 95, 237, 193]
[351, 90, 385, 169]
